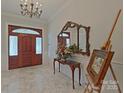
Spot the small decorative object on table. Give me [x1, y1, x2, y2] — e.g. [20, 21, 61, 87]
[56, 45, 72, 61]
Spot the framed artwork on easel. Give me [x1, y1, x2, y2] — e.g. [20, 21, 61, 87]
[87, 49, 114, 87]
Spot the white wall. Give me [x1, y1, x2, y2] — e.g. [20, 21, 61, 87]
[1, 13, 49, 71]
[48, 0, 122, 63]
[48, 0, 123, 92]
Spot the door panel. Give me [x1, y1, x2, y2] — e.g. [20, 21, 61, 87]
[9, 56, 19, 69]
[19, 34, 35, 67]
[34, 54, 42, 65]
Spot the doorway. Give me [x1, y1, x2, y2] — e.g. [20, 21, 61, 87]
[8, 25, 43, 69]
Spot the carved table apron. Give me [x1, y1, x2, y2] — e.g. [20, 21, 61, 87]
[53, 58, 81, 89]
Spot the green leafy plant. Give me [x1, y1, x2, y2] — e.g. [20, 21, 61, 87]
[68, 43, 82, 53]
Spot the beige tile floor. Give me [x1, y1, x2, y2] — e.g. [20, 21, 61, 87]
[2, 63, 85, 93]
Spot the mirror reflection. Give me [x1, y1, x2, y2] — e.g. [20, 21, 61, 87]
[59, 32, 70, 47]
[62, 27, 77, 47]
[79, 27, 86, 52]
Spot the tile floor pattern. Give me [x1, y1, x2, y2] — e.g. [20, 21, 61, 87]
[2, 64, 85, 93]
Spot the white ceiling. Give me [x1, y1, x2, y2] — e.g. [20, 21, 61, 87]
[1, 0, 68, 21]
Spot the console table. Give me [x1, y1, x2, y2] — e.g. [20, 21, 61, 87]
[53, 58, 81, 89]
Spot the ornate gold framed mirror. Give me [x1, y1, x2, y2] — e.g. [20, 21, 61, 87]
[57, 21, 90, 56]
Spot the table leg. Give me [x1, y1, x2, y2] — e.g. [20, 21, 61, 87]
[59, 62, 60, 72]
[71, 67, 75, 89]
[79, 66, 81, 86]
[53, 60, 55, 74]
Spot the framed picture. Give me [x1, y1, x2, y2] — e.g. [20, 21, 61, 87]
[87, 49, 114, 86]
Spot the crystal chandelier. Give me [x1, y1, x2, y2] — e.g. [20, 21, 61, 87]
[20, 0, 42, 18]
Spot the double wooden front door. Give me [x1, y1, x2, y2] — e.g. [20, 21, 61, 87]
[8, 25, 42, 69]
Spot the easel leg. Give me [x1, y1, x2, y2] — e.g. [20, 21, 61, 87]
[84, 83, 94, 93]
[110, 64, 121, 93]
[84, 83, 90, 93]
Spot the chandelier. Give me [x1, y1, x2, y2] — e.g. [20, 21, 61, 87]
[20, 0, 42, 18]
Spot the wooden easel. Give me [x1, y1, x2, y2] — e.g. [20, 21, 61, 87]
[84, 9, 122, 93]
[101, 9, 122, 93]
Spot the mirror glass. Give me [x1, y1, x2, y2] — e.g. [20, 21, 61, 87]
[79, 28, 86, 52]
[65, 27, 77, 46]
